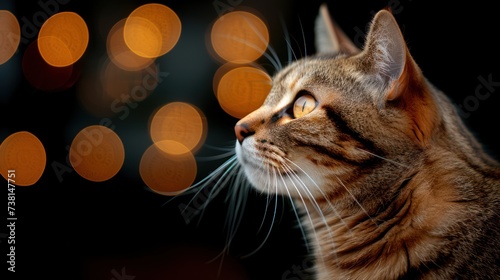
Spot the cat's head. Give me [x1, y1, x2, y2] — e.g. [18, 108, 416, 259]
[234, 5, 440, 200]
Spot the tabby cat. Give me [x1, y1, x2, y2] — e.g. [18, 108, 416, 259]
[232, 4, 500, 279]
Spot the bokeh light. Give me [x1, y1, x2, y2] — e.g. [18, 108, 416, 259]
[38, 12, 89, 67]
[22, 40, 76, 92]
[124, 3, 181, 58]
[103, 58, 158, 101]
[140, 141, 197, 196]
[0, 131, 46, 186]
[77, 58, 157, 117]
[69, 125, 125, 182]
[210, 11, 269, 64]
[216, 66, 272, 119]
[150, 102, 207, 154]
[212, 62, 238, 97]
[0, 10, 20, 65]
[107, 18, 155, 71]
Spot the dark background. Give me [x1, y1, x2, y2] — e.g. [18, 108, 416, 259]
[1, 0, 499, 279]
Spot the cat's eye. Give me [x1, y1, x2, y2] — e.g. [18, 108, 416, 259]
[293, 94, 317, 118]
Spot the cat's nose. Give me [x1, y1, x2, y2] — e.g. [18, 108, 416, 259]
[235, 123, 254, 144]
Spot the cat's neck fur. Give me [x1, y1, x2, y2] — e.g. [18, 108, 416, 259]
[301, 83, 500, 279]
[304, 140, 499, 279]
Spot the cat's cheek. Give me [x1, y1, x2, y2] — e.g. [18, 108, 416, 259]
[235, 142, 244, 163]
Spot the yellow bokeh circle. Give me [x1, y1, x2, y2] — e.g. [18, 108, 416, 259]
[124, 3, 181, 58]
[211, 11, 269, 64]
[216, 66, 272, 119]
[69, 125, 125, 182]
[0, 131, 46, 186]
[38, 12, 89, 67]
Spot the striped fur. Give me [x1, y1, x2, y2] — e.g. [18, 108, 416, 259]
[234, 6, 500, 280]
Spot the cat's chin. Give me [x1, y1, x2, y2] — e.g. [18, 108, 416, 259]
[235, 140, 326, 198]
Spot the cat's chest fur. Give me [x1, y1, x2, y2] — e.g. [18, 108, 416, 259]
[306, 151, 499, 279]
[234, 4, 500, 280]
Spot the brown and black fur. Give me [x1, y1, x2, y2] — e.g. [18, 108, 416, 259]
[234, 4, 500, 280]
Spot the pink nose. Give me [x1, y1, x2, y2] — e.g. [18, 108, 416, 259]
[234, 123, 253, 144]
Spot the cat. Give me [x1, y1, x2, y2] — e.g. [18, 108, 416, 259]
[232, 4, 500, 279]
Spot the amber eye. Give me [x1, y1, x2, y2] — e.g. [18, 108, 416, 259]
[293, 94, 317, 118]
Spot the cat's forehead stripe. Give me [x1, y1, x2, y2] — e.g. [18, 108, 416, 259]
[273, 69, 305, 109]
[284, 69, 303, 92]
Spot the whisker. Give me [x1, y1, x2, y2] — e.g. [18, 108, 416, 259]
[356, 148, 408, 168]
[243, 16, 283, 71]
[223, 168, 249, 248]
[282, 157, 349, 230]
[185, 155, 237, 194]
[263, 44, 283, 72]
[241, 155, 284, 258]
[297, 17, 308, 56]
[203, 143, 235, 152]
[196, 161, 241, 226]
[334, 176, 376, 225]
[280, 161, 334, 261]
[219, 34, 281, 72]
[280, 157, 349, 265]
[281, 164, 325, 255]
[196, 150, 237, 162]
[280, 15, 294, 65]
[241, 170, 279, 258]
[276, 168, 312, 253]
[209, 167, 250, 264]
[174, 156, 238, 222]
[257, 162, 275, 232]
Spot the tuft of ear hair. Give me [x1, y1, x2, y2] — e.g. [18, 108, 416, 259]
[314, 4, 359, 55]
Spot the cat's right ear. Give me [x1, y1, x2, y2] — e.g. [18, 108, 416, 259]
[315, 4, 360, 55]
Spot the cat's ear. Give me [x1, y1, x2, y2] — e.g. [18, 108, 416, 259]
[361, 9, 416, 100]
[362, 10, 438, 145]
[315, 4, 360, 55]
[361, 9, 407, 95]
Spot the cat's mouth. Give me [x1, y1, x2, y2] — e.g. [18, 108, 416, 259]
[236, 137, 289, 167]
[235, 139, 315, 196]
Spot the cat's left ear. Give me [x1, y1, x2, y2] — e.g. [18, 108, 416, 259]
[315, 4, 360, 55]
[361, 9, 420, 101]
[362, 10, 437, 145]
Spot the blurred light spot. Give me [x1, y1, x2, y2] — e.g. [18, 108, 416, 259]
[0, 131, 46, 186]
[124, 3, 181, 58]
[140, 141, 196, 196]
[107, 18, 155, 71]
[69, 125, 125, 182]
[77, 58, 157, 117]
[217, 66, 271, 119]
[211, 11, 269, 64]
[38, 12, 89, 67]
[22, 40, 76, 92]
[212, 62, 238, 98]
[150, 102, 207, 154]
[0, 10, 20, 65]
[103, 58, 157, 100]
